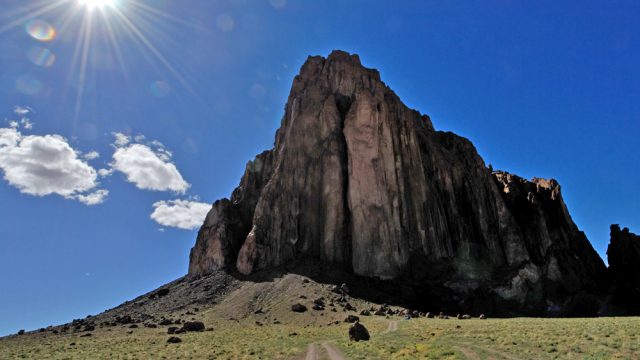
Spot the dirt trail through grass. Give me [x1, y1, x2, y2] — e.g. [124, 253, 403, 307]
[384, 320, 398, 334]
[304, 343, 319, 360]
[454, 346, 481, 360]
[301, 341, 347, 360]
[321, 341, 347, 360]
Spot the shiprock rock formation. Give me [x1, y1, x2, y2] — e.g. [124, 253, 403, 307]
[606, 225, 640, 314]
[189, 50, 608, 316]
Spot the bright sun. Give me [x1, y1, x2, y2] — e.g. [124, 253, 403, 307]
[77, 0, 118, 10]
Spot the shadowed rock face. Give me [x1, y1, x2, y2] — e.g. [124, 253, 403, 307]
[606, 225, 640, 314]
[189, 50, 608, 315]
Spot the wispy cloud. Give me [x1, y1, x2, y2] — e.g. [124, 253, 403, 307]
[72, 189, 109, 206]
[83, 151, 100, 160]
[112, 132, 130, 147]
[13, 106, 33, 116]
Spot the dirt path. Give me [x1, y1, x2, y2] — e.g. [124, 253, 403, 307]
[304, 343, 319, 360]
[300, 319, 399, 360]
[300, 341, 347, 360]
[384, 320, 398, 334]
[453, 346, 481, 360]
[321, 341, 347, 360]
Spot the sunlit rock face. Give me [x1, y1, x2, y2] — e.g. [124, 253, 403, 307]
[605, 225, 640, 314]
[189, 50, 607, 315]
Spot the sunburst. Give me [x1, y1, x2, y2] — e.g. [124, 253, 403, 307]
[77, 0, 119, 11]
[0, 0, 199, 119]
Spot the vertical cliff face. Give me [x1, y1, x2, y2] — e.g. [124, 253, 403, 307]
[189, 50, 608, 315]
[606, 225, 640, 314]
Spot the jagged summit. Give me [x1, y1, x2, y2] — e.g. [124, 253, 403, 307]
[189, 50, 607, 316]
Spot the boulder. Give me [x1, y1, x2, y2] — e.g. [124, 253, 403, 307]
[348, 321, 370, 341]
[167, 336, 182, 344]
[291, 303, 308, 313]
[181, 321, 205, 332]
[344, 315, 359, 323]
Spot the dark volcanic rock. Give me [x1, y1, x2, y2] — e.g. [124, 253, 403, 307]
[188, 50, 608, 316]
[181, 321, 205, 332]
[291, 303, 308, 313]
[167, 336, 182, 344]
[606, 225, 640, 314]
[348, 321, 370, 341]
[344, 315, 359, 323]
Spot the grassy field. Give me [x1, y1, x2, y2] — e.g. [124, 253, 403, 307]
[2, 273, 638, 359]
[2, 316, 639, 359]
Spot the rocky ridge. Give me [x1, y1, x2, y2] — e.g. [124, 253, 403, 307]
[189, 50, 609, 316]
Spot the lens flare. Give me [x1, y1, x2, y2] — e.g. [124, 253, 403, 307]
[27, 46, 56, 67]
[15, 75, 46, 96]
[25, 19, 56, 42]
[150, 81, 171, 97]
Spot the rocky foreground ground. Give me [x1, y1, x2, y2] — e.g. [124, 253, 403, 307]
[2, 266, 639, 359]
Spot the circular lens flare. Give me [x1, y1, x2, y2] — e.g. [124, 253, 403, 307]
[78, 0, 118, 10]
[27, 46, 56, 67]
[25, 19, 56, 42]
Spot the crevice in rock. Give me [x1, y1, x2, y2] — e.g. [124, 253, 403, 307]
[335, 93, 353, 271]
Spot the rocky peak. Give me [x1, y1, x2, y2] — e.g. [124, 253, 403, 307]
[606, 225, 640, 314]
[189, 50, 608, 316]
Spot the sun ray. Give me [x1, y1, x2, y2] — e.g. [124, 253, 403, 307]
[109, 6, 200, 98]
[1, 0, 210, 119]
[101, 10, 129, 82]
[0, 1, 66, 34]
[75, 14, 94, 118]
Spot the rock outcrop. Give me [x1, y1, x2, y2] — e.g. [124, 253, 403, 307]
[606, 225, 640, 314]
[189, 50, 608, 315]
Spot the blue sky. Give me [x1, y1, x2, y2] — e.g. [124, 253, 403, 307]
[0, 0, 638, 335]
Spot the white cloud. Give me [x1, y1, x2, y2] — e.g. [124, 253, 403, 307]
[150, 200, 210, 230]
[14, 106, 32, 116]
[0, 128, 20, 147]
[98, 168, 113, 177]
[8, 121, 18, 128]
[149, 140, 164, 148]
[134, 135, 145, 142]
[112, 132, 130, 147]
[0, 127, 106, 204]
[83, 151, 100, 160]
[20, 118, 33, 130]
[72, 189, 109, 205]
[111, 143, 189, 193]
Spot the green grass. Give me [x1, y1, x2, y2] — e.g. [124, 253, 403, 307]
[2, 316, 639, 359]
